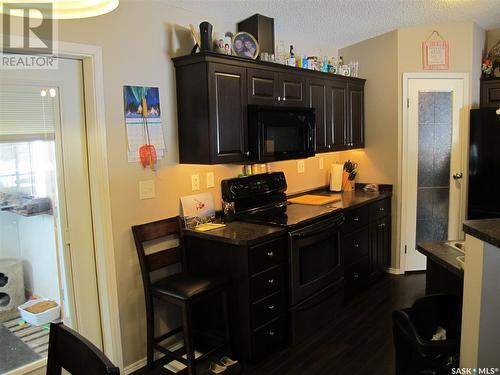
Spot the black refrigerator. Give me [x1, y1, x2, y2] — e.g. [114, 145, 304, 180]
[468, 108, 500, 219]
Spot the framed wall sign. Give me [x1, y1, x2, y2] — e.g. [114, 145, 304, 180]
[422, 31, 449, 70]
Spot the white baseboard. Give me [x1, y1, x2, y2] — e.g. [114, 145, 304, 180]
[124, 358, 147, 374]
[386, 267, 404, 275]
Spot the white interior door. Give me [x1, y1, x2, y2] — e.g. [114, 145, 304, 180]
[404, 77, 466, 271]
[0, 57, 103, 368]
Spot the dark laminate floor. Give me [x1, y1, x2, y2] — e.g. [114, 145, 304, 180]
[133, 273, 425, 375]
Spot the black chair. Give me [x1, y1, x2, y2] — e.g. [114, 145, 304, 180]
[132, 217, 230, 375]
[392, 294, 462, 375]
[46, 322, 119, 375]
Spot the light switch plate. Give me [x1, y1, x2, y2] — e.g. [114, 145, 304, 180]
[139, 180, 155, 200]
[297, 160, 305, 173]
[319, 158, 324, 170]
[191, 174, 200, 191]
[206, 172, 214, 188]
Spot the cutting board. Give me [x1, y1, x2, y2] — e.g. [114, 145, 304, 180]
[288, 194, 341, 206]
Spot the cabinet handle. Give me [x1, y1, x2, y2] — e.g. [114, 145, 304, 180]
[268, 305, 275, 311]
[276, 96, 281, 101]
[379, 207, 385, 211]
[267, 251, 274, 257]
[353, 217, 359, 222]
[353, 244, 359, 248]
[268, 331, 275, 336]
[353, 274, 359, 279]
[268, 279, 275, 285]
[245, 151, 250, 156]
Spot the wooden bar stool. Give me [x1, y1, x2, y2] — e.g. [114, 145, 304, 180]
[132, 216, 230, 375]
[46, 322, 120, 375]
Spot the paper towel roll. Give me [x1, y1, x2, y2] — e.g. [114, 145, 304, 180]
[330, 164, 343, 192]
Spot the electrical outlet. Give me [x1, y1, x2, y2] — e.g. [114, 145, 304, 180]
[206, 172, 214, 188]
[191, 174, 200, 191]
[297, 160, 305, 173]
[139, 180, 155, 200]
[319, 158, 324, 170]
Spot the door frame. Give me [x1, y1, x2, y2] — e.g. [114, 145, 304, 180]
[2, 39, 123, 373]
[400, 72, 470, 273]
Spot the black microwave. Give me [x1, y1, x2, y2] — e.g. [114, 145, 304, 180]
[248, 105, 316, 162]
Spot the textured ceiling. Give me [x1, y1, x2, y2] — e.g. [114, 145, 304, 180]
[159, 0, 500, 48]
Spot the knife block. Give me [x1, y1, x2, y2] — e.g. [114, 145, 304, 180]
[342, 171, 355, 191]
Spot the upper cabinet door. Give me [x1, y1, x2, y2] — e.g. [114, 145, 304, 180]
[208, 63, 249, 163]
[279, 72, 306, 107]
[329, 80, 348, 151]
[248, 68, 279, 106]
[348, 82, 365, 149]
[307, 78, 329, 152]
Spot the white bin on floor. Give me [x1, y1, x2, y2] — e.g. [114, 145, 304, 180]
[18, 298, 60, 326]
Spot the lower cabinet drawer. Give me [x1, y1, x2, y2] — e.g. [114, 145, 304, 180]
[345, 256, 370, 297]
[250, 238, 284, 274]
[344, 206, 369, 232]
[251, 316, 287, 360]
[369, 198, 390, 221]
[344, 229, 369, 265]
[250, 265, 283, 302]
[251, 291, 285, 329]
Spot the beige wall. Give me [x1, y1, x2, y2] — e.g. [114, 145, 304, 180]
[339, 31, 399, 268]
[51, 1, 342, 367]
[397, 22, 484, 106]
[486, 27, 500, 52]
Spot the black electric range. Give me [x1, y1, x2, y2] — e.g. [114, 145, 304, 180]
[221, 172, 345, 344]
[221, 171, 341, 228]
[240, 202, 340, 227]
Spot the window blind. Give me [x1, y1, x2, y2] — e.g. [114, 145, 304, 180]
[0, 85, 57, 141]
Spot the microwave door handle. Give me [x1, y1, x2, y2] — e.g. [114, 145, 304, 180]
[290, 215, 345, 238]
[307, 120, 315, 150]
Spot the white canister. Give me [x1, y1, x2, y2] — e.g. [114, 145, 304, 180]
[330, 164, 344, 192]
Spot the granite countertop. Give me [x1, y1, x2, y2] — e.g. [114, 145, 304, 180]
[463, 219, 500, 249]
[302, 187, 392, 211]
[417, 242, 464, 278]
[184, 221, 285, 246]
[184, 186, 392, 246]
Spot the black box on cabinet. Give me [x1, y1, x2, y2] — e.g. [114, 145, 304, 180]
[237, 14, 275, 56]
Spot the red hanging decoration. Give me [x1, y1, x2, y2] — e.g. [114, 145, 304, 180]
[138, 97, 157, 169]
[139, 144, 157, 168]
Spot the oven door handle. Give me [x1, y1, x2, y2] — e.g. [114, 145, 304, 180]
[290, 215, 345, 238]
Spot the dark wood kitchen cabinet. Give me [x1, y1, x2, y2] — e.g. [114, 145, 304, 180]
[329, 81, 348, 151]
[307, 78, 349, 152]
[248, 68, 305, 107]
[480, 78, 500, 108]
[183, 232, 288, 361]
[344, 197, 391, 298]
[307, 78, 329, 152]
[347, 81, 365, 149]
[173, 52, 364, 164]
[175, 60, 249, 164]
